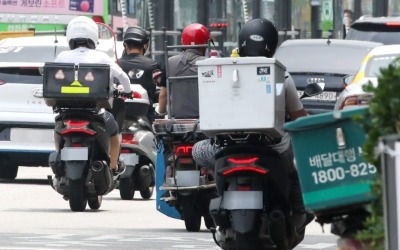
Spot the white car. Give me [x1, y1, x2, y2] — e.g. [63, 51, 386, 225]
[334, 44, 400, 110]
[0, 32, 118, 179]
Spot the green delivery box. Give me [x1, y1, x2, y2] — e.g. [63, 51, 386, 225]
[284, 107, 376, 215]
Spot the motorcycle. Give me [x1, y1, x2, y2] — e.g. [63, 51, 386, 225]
[46, 87, 131, 212]
[118, 84, 157, 200]
[208, 82, 325, 250]
[153, 119, 218, 232]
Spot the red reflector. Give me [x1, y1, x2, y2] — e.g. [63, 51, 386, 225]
[132, 91, 142, 98]
[120, 148, 131, 153]
[92, 16, 104, 23]
[223, 166, 268, 176]
[238, 185, 251, 191]
[0, 80, 5, 85]
[175, 145, 193, 158]
[71, 143, 81, 147]
[178, 158, 193, 164]
[227, 157, 259, 164]
[121, 133, 138, 145]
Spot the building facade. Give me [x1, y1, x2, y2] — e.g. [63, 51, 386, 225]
[119, 0, 399, 56]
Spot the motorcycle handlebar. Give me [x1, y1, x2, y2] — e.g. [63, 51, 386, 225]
[113, 89, 133, 99]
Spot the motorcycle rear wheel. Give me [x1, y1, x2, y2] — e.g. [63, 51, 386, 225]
[236, 231, 259, 250]
[180, 196, 202, 232]
[69, 178, 88, 212]
[119, 177, 134, 200]
[88, 195, 102, 209]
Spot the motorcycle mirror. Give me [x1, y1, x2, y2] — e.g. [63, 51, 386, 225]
[96, 22, 119, 63]
[300, 82, 325, 99]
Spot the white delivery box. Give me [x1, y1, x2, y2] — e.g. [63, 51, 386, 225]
[196, 57, 286, 138]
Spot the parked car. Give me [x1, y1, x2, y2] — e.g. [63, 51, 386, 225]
[0, 29, 117, 179]
[274, 39, 383, 114]
[335, 44, 400, 110]
[345, 16, 400, 44]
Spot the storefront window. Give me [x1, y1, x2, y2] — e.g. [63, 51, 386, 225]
[174, 0, 198, 30]
[388, 0, 400, 15]
[260, 0, 275, 23]
[291, 0, 311, 38]
[361, 0, 373, 16]
[220, 0, 246, 56]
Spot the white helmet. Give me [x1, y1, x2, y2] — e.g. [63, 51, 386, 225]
[66, 16, 98, 49]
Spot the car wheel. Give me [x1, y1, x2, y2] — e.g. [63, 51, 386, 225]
[0, 163, 19, 180]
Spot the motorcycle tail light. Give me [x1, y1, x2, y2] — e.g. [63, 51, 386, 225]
[222, 166, 268, 176]
[228, 157, 259, 164]
[175, 145, 193, 158]
[60, 120, 96, 135]
[224, 156, 267, 175]
[121, 133, 138, 145]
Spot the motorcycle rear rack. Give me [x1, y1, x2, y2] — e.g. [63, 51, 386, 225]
[159, 183, 216, 191]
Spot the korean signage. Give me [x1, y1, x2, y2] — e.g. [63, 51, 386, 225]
[0, 0, 103, 16]
[320, 0, 333, 34]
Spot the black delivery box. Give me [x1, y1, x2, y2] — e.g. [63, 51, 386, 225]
[43, 62, 112, 109]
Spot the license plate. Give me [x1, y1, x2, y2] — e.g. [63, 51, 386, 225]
[222, 191, 263, 209]
[298, 91, 337, 101]
[10, 128, 53, 143]
[176, 170, 200, 186]
[61, 147, 88, 161]
[119, 153, 139, 166]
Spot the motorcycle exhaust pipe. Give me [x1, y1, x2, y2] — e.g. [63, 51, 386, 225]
[138, 165, 153, 189]
[91, 161, 114, 195]
[268, 209, 288, 249]
[92, 160, 105, 172]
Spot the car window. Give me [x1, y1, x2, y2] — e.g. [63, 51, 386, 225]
[346, 23, 400, 45]
[0, 46, 69, 62]
[275, 45, 370, 75]
[0, 67, 43, 84]
[365, 54, 398, 77]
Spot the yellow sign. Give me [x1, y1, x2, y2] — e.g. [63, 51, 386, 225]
[61, 80, 89, 94]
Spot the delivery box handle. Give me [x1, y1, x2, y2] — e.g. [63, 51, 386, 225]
[71, 63, 82, 86]
[276, 83, 284, 96]
[232, 69, 239, 88]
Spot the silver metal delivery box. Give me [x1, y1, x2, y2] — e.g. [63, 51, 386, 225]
[196, 57, 286, 137]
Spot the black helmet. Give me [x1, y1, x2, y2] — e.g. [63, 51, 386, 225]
[123, 26, 149, 46]
[238, 18, 278, 58]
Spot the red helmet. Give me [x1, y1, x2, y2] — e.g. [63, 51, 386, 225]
[181, 23, 209, 45]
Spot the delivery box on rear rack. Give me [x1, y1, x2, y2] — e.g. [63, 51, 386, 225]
[153, 118, 203, 141]
[284, 107, 376, 218]
[196, 57, 286, 138]
[43, 62, 112, 109]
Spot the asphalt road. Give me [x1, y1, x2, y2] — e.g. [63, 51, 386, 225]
[0, 166, 338, 250]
